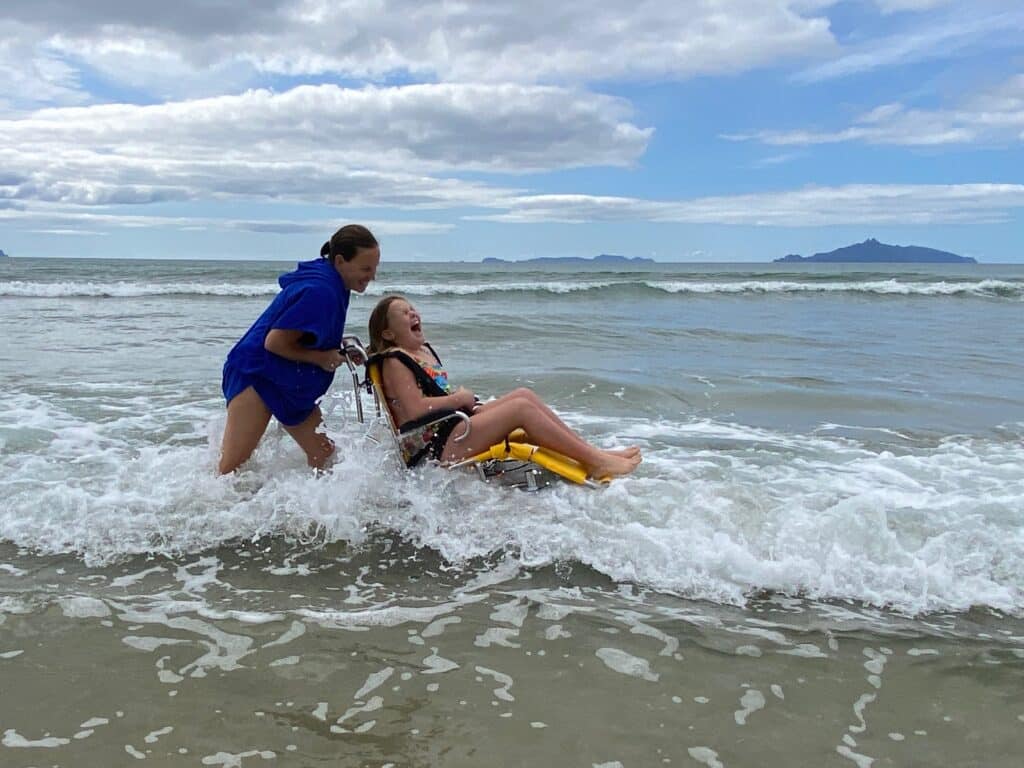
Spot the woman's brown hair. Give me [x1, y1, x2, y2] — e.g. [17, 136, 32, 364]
[319, 224, 378, 263]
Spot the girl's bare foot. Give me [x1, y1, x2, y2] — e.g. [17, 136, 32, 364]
[588, 451, 641, 480]
[606, 446, 641, 458]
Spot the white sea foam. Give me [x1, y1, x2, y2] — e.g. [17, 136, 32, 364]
[0, 280, 279, 297]
[1, 389, 1022, 616]
[595, 647, 659, 681]
[0, 279, 614, 299]
[647, 278, 1024, 299]
[354, 668, 394, 700]
[58, 596, 111, 618]
[368, 281, 617, 296]
[688, 747, 724, 768]
[734, 689, 766, 725]
[4, 277, 1021, 299]
[0, 597, 33, 616]
[3, 729, 71, 748]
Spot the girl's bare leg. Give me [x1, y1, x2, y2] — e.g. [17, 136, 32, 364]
[443, 395, 640, 478]
[477, 388, 640, 459]
[219, 387, 272, 474]
[283, 406, 335, 470]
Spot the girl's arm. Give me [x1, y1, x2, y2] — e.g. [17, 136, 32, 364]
[264, 329, 344, 371]
[382, 357, 475, 421]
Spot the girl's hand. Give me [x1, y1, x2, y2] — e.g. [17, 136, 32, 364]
[318, 349, 346, 372]
[454, 386, 477, 411]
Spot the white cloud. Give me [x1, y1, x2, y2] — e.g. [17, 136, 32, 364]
[752, 152, 803, 167]
[0, 206, 450, 236]
[728, 73, 1024, 146]
[225, 218, 452, 236]
[1, 3, 1018, 241]
[6, 179, 1024, 234]
[873, 0, 953, 13]
[0, 27, 89, 111]
[0, 1, 289, 36]
[795, 7, 1023, 82]
[0, 83, 649, 210]
[470, 184, 1024, 226]
[0, 1, 836, 104]
[29, 228, 109, 236]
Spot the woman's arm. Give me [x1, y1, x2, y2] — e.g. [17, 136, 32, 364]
[264, 329, 344, 372]
[382, 357, 475, 422]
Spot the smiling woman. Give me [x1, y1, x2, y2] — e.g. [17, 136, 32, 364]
[218, 223, 380, 474]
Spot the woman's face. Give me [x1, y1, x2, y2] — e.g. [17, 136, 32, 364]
[336, 246, 380, 293]
[384, 299, 424, 347]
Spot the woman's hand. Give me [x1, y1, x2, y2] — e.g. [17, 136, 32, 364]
[342, 347, 366, 366]
[318, 349, 346, 372]
[265, 329, 346, 372]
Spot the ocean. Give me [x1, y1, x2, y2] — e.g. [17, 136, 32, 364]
[1, 256, 1023, 767]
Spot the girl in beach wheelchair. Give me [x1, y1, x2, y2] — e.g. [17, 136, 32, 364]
[338, 297, 640, 489]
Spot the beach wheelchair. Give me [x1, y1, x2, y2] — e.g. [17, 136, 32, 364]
[339, 336, 602, 491]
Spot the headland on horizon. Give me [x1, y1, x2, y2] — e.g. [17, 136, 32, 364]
[481, 253, 656, 265]
[775, 238, 976, 264]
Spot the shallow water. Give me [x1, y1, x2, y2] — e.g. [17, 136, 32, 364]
[3, 540, 1023, 766]
[2, 257, 1024, 765]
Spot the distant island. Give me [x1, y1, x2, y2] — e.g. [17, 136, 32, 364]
[0, 249, 8, 258]
[482, 253, 655, 265]
[775, 238, 976, 264]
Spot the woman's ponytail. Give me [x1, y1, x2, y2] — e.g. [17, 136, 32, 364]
[323, 224, 378, 262]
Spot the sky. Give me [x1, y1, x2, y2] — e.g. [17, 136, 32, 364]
[0, 0, 1022, 262]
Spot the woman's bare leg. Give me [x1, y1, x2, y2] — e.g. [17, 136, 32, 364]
[477, 388, 640, 459]
[443, 395, 640, 478]
[219, 387, 272, 474]
[283, 406, 336, 470]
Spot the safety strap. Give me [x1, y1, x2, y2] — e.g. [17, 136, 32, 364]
[365, 347, 449, 399]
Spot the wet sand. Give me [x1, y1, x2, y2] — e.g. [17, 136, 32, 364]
[2, 539, 1022, 767]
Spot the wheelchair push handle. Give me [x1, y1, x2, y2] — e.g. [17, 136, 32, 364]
[340, 336, 368, 368]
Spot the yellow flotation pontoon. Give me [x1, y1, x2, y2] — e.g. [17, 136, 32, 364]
[340, 336, 603, 491]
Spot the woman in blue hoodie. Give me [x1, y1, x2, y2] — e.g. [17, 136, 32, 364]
[218, 224, 380, 474]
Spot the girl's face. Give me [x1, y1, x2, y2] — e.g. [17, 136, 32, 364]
[383, 299, 424, 348]
[336, 246, 380, 293]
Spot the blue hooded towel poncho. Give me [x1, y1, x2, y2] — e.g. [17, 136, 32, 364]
[222, 258, 350, 425]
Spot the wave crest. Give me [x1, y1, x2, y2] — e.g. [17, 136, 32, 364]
[0, 280, 280, 298]
[4, 278, 1021, 300]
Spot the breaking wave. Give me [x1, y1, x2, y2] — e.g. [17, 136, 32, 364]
[3, 278, 1022, 300]
[2, 388, 1022, 617]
